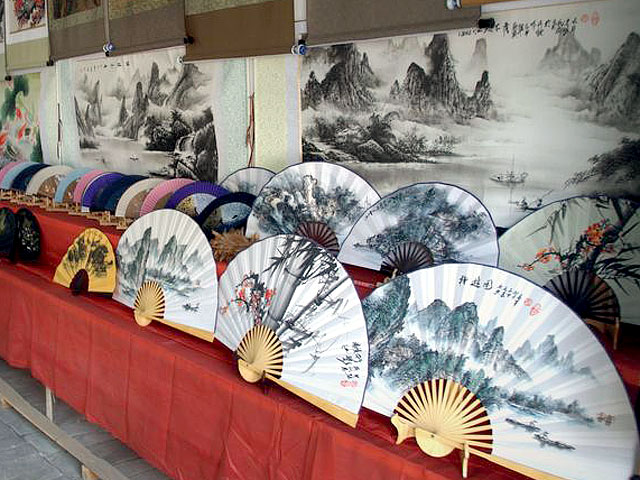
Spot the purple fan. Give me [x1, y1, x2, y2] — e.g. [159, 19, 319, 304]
[81, 173, 124, 210]
[165, 181, 230, 214]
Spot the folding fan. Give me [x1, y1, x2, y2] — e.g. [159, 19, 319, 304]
[217, 234, 369, 427]
[499, 196, 639, 335]
[15, 208, 40, 261]
[0, 208, 16, 257]
[245, 162, 380, 255]
[113, 209, 218, 341]
[72, 170, 106, 204]
[220, 167, 275, 196]
[114, 178, 164, 218]
[54, 168, 93, 204]
[92, 175, 146, 214]
[25, 166, 73, 197]
[195, 192, 256, 237]
[362, 263, 638, 480]
[164, 182, 230, 220]
[138, 178, 195, 216]
[11, 164, 50, 192]
[53, 228, 116, 295]
[0, 162, 37, 189]
[0, 162, 23, 188]
[82, 173, 125, 212]
[339, 183, 499, 275]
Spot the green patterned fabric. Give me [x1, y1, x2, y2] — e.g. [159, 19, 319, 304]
[185, 0, 270, 16]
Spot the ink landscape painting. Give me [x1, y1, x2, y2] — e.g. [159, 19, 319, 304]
[302, 0, 640, 227]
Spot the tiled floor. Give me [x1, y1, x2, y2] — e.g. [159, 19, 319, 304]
[0, 359, 170, 480]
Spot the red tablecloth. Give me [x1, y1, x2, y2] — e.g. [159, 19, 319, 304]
[0, 202, 529, 480]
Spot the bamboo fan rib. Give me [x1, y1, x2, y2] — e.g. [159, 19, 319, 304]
[237, 325, 284, 383]
[134, 281, 166, 327]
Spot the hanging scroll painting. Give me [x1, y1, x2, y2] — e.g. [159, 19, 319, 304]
[301, 0, 640, 228]
[4, 0, 49, 71]
[0, 74, 44, 167]
[7, 0, 46, 33]
[73, 47, 222, 182]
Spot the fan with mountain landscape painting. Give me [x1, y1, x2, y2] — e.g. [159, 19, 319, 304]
[499, 196, 639, 347]
[220, 167, 275, 196]
[53, 228, 116, 295]
[138, 178, 195, 216]
[217, 234, 368, 427]
[339, 183, 499, 275]
[246, 162, 380, 255]
[26, 166, 73, 198]
[362, 263, 638, 480]
[114, 178, 164, 219]
[54, 168, 93, 204]
[113, 210, 218, 341]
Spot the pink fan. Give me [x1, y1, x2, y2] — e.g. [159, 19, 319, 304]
[0, 162, 23, 187]
[139, 178, 194, 216]
[72, 170, 106, 204]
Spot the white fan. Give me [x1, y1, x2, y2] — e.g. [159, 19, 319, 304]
[220, 167, 275, 196]
[217, 234, 368, 427]
[245, 162, 380, 255]
[362, 263, 638, 480]
[114, 209, 218, 341]
[114, 178, 164, 219]
[499, 196, 639, 337]
[25, 166, 73, 197]
[339, 183, 499, 274]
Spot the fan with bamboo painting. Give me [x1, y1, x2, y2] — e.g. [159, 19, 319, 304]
[499, 196, 639, 347]
[53, 228, 116, 295]
[113, 210, 218, 342]
[217, 234, 369, 427]
[362, 263, 638, 480]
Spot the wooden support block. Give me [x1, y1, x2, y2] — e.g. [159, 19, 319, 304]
[46, 387, 54, 422]
[0, 396, 10, 409]
[82, 465, 100, 480]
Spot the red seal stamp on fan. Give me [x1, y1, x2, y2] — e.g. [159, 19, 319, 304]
[340, 380, 358, 388]
[530, 304, 542, 316]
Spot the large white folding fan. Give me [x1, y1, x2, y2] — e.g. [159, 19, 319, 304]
[339, 183, 499, 274]
[362, 263, 638, 480]
[220, 167, 275, 196]
[499, 196, 639, 343]
[114, 210, 218, 341]
[245, 162, 380, 255]
[217, 234, 369, 427]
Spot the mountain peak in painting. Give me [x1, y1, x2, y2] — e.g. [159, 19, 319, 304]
[540, 32, 601, 76]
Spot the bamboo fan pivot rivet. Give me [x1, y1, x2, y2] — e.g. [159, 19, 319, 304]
[236, 325, 283, 383]
[391, 379, 492, 461]
[134, 281, 165, 327]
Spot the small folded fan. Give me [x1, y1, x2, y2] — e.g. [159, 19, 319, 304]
[53, 228, 116, 295]
[11, 164, 50, 192]
[25, 166, 73, 198]
[113, 209, 218, 341]
[114, 178, 164, 218]
[54, 168, 93, 204]
[362, 263, 638, 480]
[499, 196, 639, 333]
[217, 234, 368, 427]
[82, 173, 125, 212]
[92, 175, 146, 214]
[164, 181, 230, 219]
[0, 162, 23, 188]
[0, 162, 35, 189]
[139, 178, 194, 216]
[195, 192, 256, 237]
[220, 167, 275, 196]
[0, 208, 16, 257]
[72, 170, 106, 204]
[15, 208, 40, 261]
[246, 162, 380, 255]
[339, 183, 499, 274]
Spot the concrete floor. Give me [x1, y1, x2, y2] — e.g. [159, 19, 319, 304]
[0, 359, 170, 480]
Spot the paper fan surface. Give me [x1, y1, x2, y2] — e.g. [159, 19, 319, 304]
[339, 183, 499, 274]
[54, 168, 93, 203]
[82, 173, 125, 211]
[139, 178, 194, 216]
[0, 208, 16, 256]
[0, 162, 24, 187]
[165, 182, 230, 222]
[499, 196, 639, 325]
[93, 175, 146, 214]
[217, 234, 368, 422]
[196, 192, 256, 235]
[1, 162, 37, 189]
[246, 162, 380, 253]
[114, 210, 217, 337]
[72, 170, 106, 204]
[12, 164, 50, 192]
[53, 229, 116, 293]
[15, 208, 40, 261]
[115, 178, 164, 218]
[362, 263, 638, 480]
[26, 166, 73, 197]
[220, 167, 275, 196]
